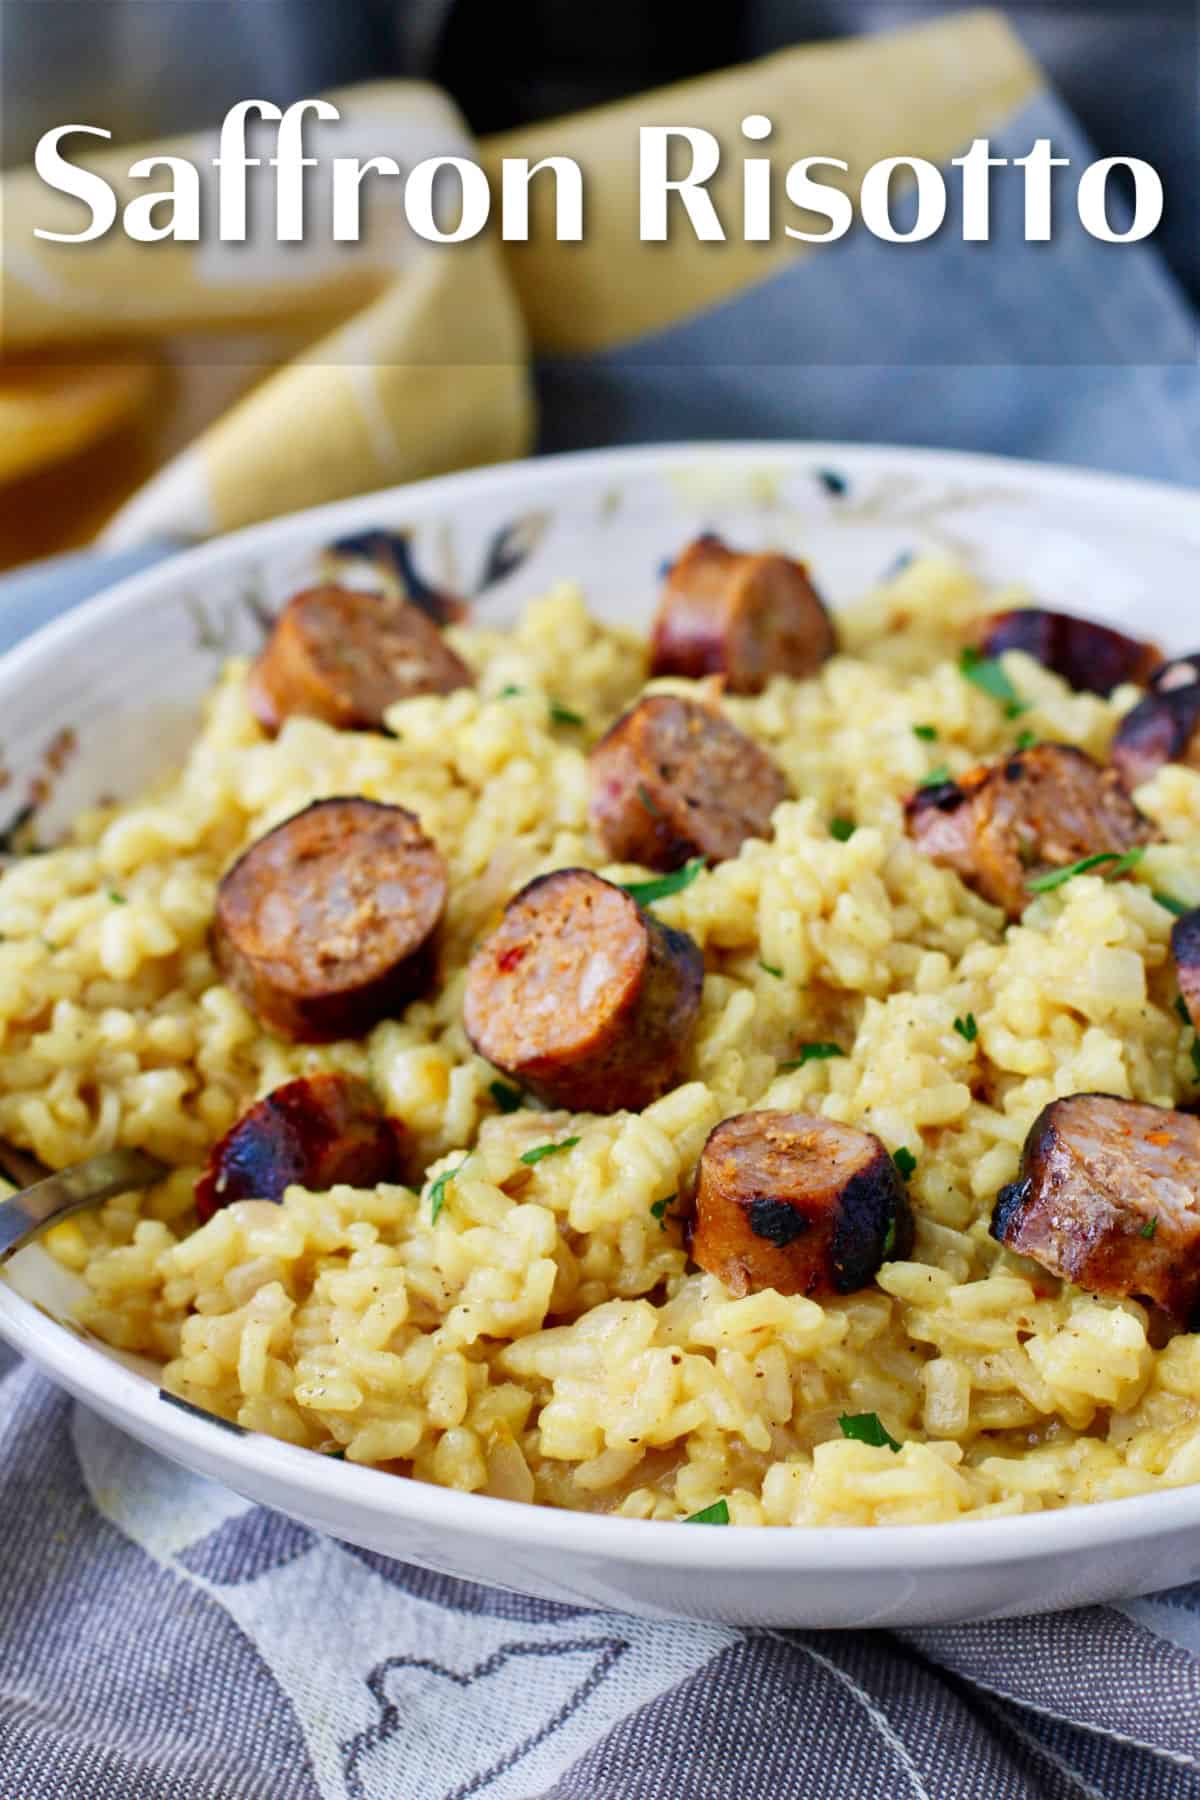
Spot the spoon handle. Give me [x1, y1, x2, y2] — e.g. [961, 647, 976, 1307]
[0, 1149, 169, 1263]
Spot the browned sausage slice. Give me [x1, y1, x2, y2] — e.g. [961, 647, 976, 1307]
[977, 609, 1160, 697]
[902, 768, 992, 888]
[906, 743, 1155, 918]
[463, 868, 703, 1113]
[991, 1093, 1200, 1322]
[248, 586, 473, 734]
[650, 534, 835, 694]
[689, 1110, 913, 1299]
[589, 694, 788, 871]
[194, 1073, 407, 1223]
[1111, 655, 1200, 788]
[214, 798, 446, 1042]
[1172, 908, 1200, 1028]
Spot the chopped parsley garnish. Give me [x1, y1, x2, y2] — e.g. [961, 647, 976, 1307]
[913, 724, 938, 742]
[429, 1158, 467, 1223]
[920, 765, 952, 788]
[498, 683, 523, 698]
[780, 1042, 846, 1069]
[1013, 729, 1038, 751]
[881, 1216, 897, 1258]
[954, 1013, 978, 1043]
[650, 1193, 676, 1230]
[1176, 994, 1191, 1025]
[108, 891, 127, 904]
[489, 1079, 523, 1114]
[621, 858, 705, 906]
[683, 1499, 730, 1524]
[1140, 1216, 1158, 1240]
[758, 960, 783, 978]
[959, 645, 1027, 718]
[1154, 891, 1189, 917]
[829, 817, 856, 842]
[549, 699, 585, 727]
[893, 1147, 918, 1180]
[637, 782, 662, 818]
[520, 1136, 580, 1166]
[1026, 847, 1145, 893]
[839, 1412, 901, 1453]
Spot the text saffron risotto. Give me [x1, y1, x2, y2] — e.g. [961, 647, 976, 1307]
[7, 557, 1200, 1527]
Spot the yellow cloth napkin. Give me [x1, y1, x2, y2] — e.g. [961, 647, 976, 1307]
[0, 11, 1038, 563]
[483, 9, 1038, 355]
[0, 81, 534, 559]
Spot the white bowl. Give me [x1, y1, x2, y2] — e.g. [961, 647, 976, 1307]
[3, 442, 1199, 1628]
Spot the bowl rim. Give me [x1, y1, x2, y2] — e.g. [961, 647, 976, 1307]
[3, 437, 1200, 1574]
[7, 438, 1200, 696]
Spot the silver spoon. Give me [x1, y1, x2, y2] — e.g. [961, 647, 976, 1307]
[0, 1143, 168, 1263]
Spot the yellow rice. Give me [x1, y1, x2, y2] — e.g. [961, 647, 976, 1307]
[7, 556, 1200, 1526]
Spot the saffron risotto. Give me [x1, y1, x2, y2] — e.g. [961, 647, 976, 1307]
[9, 557, 1200, 1527]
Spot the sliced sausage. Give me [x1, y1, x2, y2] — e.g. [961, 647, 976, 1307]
[1110, 655, 1200, 789]
[689, 1110, 913, 1299]
[991, 1093, 1200, 1323]
[1172, 908, 1200, 1028]
[902, 768, 992, 889]
[650, 534, 835, 694]
[463, 868, 703, 1112]
[194, 1072, 406, 1224]
[214, 797, 446, 1042]
[589, 694, 788, 871]
[248, 585, 472, 734]
[977, 608, 1160, 698]
[905, 742, 1155, 918]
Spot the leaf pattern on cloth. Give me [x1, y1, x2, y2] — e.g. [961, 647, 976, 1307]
[341, 1637, 629, 1800]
